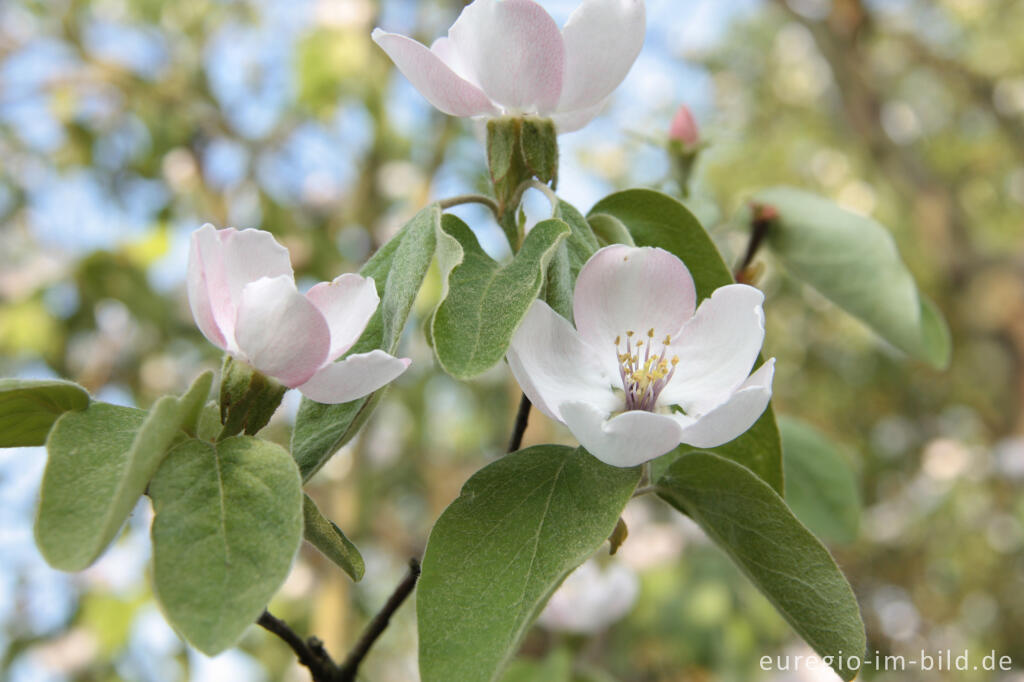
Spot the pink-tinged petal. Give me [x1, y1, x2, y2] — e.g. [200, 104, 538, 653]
[305, 273, 380, 362]
[296, 350, 410, 404]
[573, 245, 697, 377]
[187, 224, 229, 349]
[550, 98, 607, 134]
[506, 301, 618, 423]
[557, 0, 645, 113]
[206, 228, 294, 346]
[447, 0, 565, 113]
[670, 359, 775, 448]
[560, 402, 682, 467]
[372, 29, 498, 117]
[234, 276, 331, 387]
[658, 284, 765, 413]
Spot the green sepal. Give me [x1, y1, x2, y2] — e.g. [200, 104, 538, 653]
[218, 355, 287, 438]
[520, 117, 558, 186]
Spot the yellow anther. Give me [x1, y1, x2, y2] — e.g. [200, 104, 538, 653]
[636, 340, 644, 347]
[614, 335, 621, 345]
[671, 356, 680, 365]
[626, 330, 634, 337]
[663, 335, 672, 345]
[647, 328, 655, 338]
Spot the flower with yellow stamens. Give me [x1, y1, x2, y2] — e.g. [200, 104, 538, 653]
[506, 244, 775, 467]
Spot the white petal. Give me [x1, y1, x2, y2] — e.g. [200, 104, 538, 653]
[192, 225, 292, 348]
[371, 29, 498, 117]
[296, 350, 410, 404]
[506, 301, 618, 423]
[550, 98, 607, 134]
[187, 224, 229, 349]
[658, 284, 766, 413]
[234, 276, 331, 388]
[560, 401, 683, 467]
[573, 245, 697, 377]
[447, 0, 565, 113]
[557, 0, 646, 113]
[305, 274, 379, 362]
[670, 359, 775, 449]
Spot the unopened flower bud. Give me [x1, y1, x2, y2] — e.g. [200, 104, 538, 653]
[668, 104, 699, 146]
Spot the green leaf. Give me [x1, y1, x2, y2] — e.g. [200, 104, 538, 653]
[418, 446, 640, 682]
[780, 417, 860, 544]
[431, 214, 569, 379]
[302, 493, 364, 581]
[291, 205, 438, 481]
[149, 436, 302, 655]
[35, 372, 213, 571]
[501, 648, 573, 682]
[35, 403, 145, 570]
[589, 189, 783, 493]
[542, 201, 600, 323]
[753, 186, 951, 369]
[657, 452, 865, 680]
[587, 213, 635, 247]
[0, 378, 90, 447]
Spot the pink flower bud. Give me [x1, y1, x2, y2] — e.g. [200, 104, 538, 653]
[669, 104, 699, 146]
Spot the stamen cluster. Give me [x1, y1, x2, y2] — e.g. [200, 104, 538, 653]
[615, 328, 679, 412]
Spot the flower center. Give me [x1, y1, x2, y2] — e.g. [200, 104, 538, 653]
[615, 328, 679, 412]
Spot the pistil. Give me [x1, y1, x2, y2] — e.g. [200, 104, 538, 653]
[615, 329, 679, 411]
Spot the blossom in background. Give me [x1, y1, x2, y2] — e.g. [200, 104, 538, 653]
[507, 244, 774, 467]
[187, 224, 409, 403]
[371, 0, 645, 133]
[538, 557, 639, 633]
[669, 104, 699, 146]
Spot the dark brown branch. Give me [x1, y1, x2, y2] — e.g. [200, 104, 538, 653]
[734, 203, 777, 281]
[337, 559, 422, 681]
[257, 611, 335, 681]
[507, 393, 532, 452]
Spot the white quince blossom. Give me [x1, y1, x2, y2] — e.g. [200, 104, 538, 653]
[507, 244, 775, 467]
[538, 557, 639, 633]
[187, 224, 410, 404]
[371, 0, 646, 133]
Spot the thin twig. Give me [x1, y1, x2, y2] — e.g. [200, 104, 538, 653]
[337, 559, 422, 681]
[257, 610, 335, 681]
[734, 203, 777, 281]
[438, 193, 500, 218]
[507, 393, 532, 453]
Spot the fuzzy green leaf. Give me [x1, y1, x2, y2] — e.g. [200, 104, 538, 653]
[589, 189, 783, 493]
[658, 452, 865, 680]
[780, 417, 860, 544]
[0, 378, 90, 447]
[418, 446, 640, 682]
[149, 436, 302, 655]
[431, 214, 569, 379]
[303, 494, 364, 581]
[754, 187, 951, 368]
[35, 372, 213, 571]
[292, 205, 438, 481]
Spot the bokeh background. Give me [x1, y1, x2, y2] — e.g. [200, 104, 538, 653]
[2, 0, 1023, 680]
